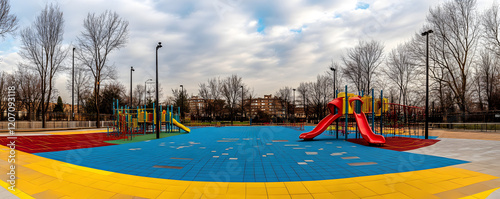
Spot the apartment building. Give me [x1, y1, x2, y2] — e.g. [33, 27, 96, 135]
[246, 94, 286, 117]
[188, 96, 206, 116]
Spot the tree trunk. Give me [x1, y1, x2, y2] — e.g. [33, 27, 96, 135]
[41, 76, 46, 128]
[95, 79, 101, 128]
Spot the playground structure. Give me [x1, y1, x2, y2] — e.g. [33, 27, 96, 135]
[108, 99, 190, 140]
[300, 87, 425, 144]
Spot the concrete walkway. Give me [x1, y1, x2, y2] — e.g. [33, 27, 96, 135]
[429, 129, 500, 141]
[408, 138, 500, 198]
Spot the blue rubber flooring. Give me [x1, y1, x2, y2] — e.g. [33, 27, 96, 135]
[35, 126, 466, 182]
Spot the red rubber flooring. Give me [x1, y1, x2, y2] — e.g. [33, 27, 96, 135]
[348, 137, 440, 151]
[0, 133, 121, 153]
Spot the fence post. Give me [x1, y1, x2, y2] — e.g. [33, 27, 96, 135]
[380, 90, 383, 136]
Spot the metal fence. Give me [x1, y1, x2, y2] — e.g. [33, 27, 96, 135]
[1, 111, 113, 122]
[0, 121, 114, 130]
[429, 111, 500, 123]
[429, 123, 500, 132]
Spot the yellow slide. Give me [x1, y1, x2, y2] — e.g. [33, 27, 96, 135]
[173, 118, 190, 133]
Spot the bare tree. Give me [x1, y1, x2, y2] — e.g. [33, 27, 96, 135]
[0, 72, 11, 120]
[222, 74, 244, 125]
[0, 0, 17, 37]
[209, 77, 223, 120]
[243, 87, 256, 121]
[341, 40, 384, 95]
[66, 65, 91, 114]
[19, 4, 67, 127]
[198, 77, 225, 122]
[307, 75, 331, 121]
[384, 42, 420, 106]
[483, 2, 500, 56]
[475, 50, 499, 110]
[297, 82, 311, 122]
[310, 77, 323, 122]
[15, 66, 42, 120]
[171, 88, 189, 116]
[133, 84, 145, 106]
[198, 82, 211, 119]
[77, 10, 128, 127]
[426, 0, 480, 120]
[276, 86, 292, 122]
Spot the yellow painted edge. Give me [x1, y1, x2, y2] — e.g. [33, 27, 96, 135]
[460, 187, 500, 199]
[0, 179, 35, 199]
[61, 163, 114, 176]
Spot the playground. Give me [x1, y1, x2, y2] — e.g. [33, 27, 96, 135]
[0, 89, 499, 199]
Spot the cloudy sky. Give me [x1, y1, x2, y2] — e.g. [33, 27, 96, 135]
[0, 0, 494, 103]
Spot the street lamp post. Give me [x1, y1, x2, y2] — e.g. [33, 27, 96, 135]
[293, 88, 296, 123]
[180, 85, 183, 121]
[421, 29, 433, 140]
[241, 86, 244, 121]
[72, 47, 75, 121]
[330, 66, 338, 138]
[156, 42, 162, 139]
[130, 66, 134, 107]
[330, 67, 336, 96]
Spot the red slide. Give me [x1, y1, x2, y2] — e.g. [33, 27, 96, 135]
[349, 96, 386, 145]
[299, 97, 344, 140]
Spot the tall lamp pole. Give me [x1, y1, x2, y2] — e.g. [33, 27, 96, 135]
[330, 66, 338, 136]
[72, 47, 75, 121]
[421, 30, 433, 139]
[130, 66, 134, 107]
[241, 86, 244, 121]
[293, 88, 296, 123]
[330, 67, 336, 96]
[156, 42, 162, 139]
[180, 85, 183, 121]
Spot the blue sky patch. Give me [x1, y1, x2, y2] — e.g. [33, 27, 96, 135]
[290, 25, 306, 33]
[257, 18, 265, 33]
[356, 2, 370, 10]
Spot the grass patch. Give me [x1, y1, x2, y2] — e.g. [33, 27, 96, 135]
[104, 132, 186, 144]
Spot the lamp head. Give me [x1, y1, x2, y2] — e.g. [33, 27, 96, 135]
[421, 30, 433, 36]
[157, 42, 162, 49]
